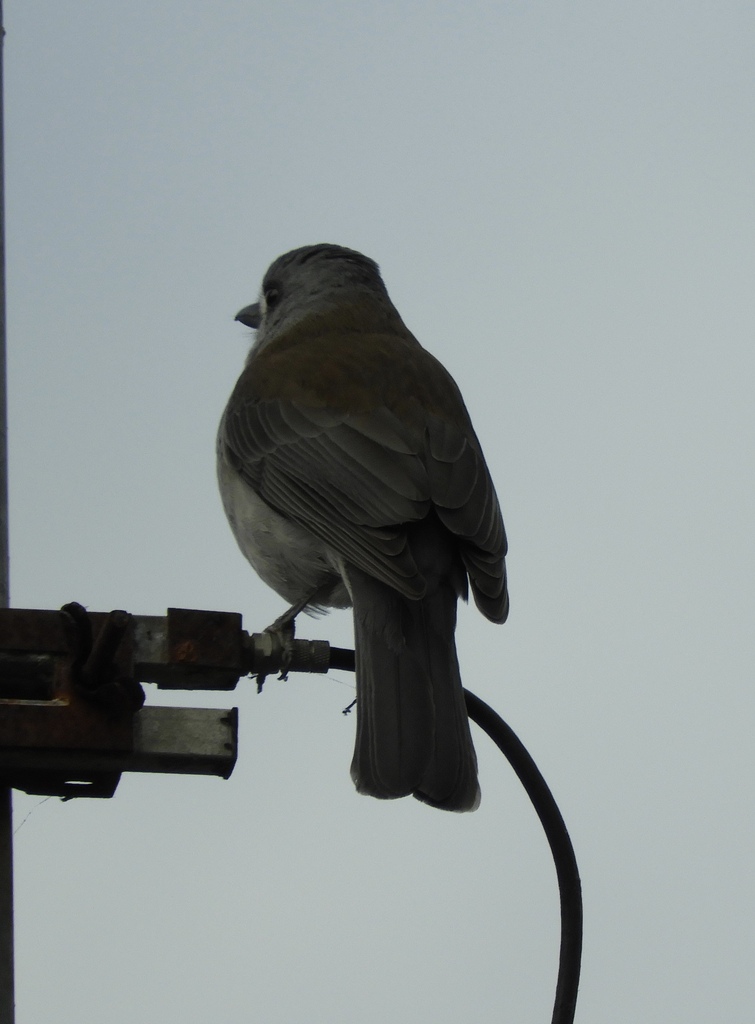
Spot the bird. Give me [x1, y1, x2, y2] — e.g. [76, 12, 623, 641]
[217, 244, 508, 811]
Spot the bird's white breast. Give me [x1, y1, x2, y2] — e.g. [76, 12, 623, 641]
[216, 450, 350, 609]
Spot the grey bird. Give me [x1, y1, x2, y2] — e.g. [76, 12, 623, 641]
[217, 244, 508, 811]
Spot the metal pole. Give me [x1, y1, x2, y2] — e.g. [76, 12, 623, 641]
[0, 4, 8, 603]
[0, 1, 15, 1020]
[0, 789, 11, 1024]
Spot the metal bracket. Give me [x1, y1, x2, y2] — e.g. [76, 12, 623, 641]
[0, 605, 355, 798]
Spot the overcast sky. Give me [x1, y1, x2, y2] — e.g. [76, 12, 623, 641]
[4, 2, 755, 1022]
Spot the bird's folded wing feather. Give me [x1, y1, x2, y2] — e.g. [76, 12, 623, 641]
[221, 393, 508, 619]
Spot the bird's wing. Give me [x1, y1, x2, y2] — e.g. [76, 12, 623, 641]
[221, 398, 431, 598]
[221, 394, 507, 618]
[423, 412, 509, 622]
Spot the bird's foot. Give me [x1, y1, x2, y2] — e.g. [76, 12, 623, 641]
[261, 595, 310, 682]
[258, 582, 334, 683]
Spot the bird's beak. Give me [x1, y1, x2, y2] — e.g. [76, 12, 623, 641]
[235, 303, 262, 329]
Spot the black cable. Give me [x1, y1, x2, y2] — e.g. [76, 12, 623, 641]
[262, 637, 583, 1020]
[327, 645, 356, 672]
[464, 689, 582, 1024]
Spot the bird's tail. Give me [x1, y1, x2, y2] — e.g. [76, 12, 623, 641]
[347, 567, 480, 812]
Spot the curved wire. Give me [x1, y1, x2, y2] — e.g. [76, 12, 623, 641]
[464, 689, 582, 1024]
[289, 641, 583, 1020]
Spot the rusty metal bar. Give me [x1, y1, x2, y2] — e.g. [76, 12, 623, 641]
[0, 706, 238, 794]
[0, 605, 352, 691]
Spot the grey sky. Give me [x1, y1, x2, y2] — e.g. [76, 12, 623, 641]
[5, 2, 755, 1022]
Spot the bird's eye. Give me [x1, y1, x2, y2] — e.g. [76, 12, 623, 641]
[264, 286, 280, 310]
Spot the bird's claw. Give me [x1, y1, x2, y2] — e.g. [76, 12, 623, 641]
[261, 610, 297, 681]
